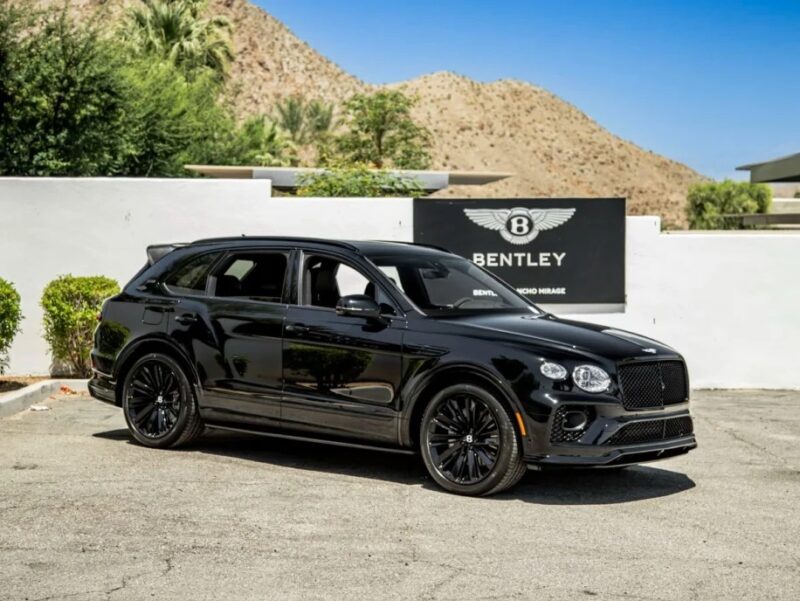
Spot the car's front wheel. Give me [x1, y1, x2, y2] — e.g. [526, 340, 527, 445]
[419, 384, 526, 496]
[121, 353, 203, 449]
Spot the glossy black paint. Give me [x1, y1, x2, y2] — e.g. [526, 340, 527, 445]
[89, 237, 696, 467]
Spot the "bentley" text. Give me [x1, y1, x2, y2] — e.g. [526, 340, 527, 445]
[472, 252, 566, 268]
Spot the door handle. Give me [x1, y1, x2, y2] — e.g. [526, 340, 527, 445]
[285, 323, 310, 335]
[175, 313, 198, 325]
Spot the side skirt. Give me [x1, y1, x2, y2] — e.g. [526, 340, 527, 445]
[205, 423, 417, 456]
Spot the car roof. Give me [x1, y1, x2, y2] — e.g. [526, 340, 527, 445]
[185, 236, 452, 257]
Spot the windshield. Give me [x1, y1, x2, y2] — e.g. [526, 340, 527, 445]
[368, 253, 541, 315]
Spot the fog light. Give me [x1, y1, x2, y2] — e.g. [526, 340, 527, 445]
[540, 361, 568, 381]
[562, 410, 589, 432]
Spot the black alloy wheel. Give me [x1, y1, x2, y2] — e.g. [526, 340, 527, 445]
[420, 384, 526, 496]
[427, 394, 500, 484]
[127, 359, 182, 438]
[122, 353, 203, 449]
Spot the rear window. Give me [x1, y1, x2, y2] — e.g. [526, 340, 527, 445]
[163, 252, 220, 295]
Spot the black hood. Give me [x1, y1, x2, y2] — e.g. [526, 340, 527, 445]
[444, 312, 677, 361]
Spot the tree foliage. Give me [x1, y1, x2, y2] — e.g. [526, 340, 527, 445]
[41, 275, 120, 377]
[687, 180, 772, 230]
[0, 278, 23, 375]
[224, 115, 297, 166]
[297, 164, 424, 197]
[0, 4, 295, 176]
[0, 8, 131, 176]
[334, 91, 432, 169]
[119, 58, 236, 175]
[124, 0, 234, 81]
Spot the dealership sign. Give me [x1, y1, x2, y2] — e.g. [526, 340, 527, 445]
[413, 198, 625, 307]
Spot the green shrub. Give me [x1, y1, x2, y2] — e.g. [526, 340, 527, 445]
[0, 278, 23, 375]
[687, 180, 772, 230]
[41, 275, 120, 377]
[297, 164, 424, 197]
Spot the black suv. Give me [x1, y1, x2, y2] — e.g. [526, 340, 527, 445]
[89, 237, 696, 496]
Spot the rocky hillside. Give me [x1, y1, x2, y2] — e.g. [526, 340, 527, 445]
[45, 0, 704, 227]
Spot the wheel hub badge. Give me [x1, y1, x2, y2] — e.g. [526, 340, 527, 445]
[465, 434, 474, 444]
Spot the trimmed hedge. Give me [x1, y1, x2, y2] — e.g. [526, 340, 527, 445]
[0, 278, 23, 375]
[41, 275, 120, 377]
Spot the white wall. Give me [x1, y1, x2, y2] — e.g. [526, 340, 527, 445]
[1, 178, 798, 388]
[0, 178, 411, 375]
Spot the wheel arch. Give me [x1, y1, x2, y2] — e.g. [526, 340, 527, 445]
[400, 363, 526, 449]
[113, 335, 201, 406]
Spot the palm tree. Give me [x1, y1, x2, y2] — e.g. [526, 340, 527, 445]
[306, 100, 336, 139]
[126, 0, 234, 80]
[275, 97, 337, 145]
[275, 96, 307, 144]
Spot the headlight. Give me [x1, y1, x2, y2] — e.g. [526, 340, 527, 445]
[573, 365, 611, 393]
[540, 361, 568, 381]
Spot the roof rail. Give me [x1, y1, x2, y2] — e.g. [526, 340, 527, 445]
[373, 240, 453, 253]
[188, 236, 360, 251]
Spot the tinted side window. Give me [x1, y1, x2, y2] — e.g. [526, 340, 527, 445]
[164, 252, 220, 295]
[302, 255, 395, 312]
[214, 252, 288, 303]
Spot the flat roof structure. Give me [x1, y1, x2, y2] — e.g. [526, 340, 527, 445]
[737, 152, 800, 183]
[184, 165, 512, 193]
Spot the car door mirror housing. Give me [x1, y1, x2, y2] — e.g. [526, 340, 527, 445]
[336, 295, 382, 319]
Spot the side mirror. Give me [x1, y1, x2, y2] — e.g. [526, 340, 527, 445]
[335, 294, 382, 319]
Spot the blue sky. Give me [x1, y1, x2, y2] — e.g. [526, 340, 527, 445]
[258, 1, 800, 179]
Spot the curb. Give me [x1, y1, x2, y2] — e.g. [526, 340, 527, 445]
[0, 379, 89, 418]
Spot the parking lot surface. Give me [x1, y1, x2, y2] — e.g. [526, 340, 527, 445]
[1, 390, 798, 600]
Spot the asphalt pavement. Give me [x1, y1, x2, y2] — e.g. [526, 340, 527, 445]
[1, 389, 798, 600]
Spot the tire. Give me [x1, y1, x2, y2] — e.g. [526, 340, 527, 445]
[121, 352, 204, 449]
[419, 384, 526, 496]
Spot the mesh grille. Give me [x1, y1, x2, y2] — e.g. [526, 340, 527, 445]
[664, 416, 694, 438]
[606, 416, 694, 446]
[618, 361, 688, 410]
[550, 406, 588, 444]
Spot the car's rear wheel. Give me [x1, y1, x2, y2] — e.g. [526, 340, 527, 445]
[419, 384, 526, 496]
[121, 353, 203, 449]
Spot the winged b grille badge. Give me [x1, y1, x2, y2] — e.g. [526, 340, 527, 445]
[463, 207, 576, 245]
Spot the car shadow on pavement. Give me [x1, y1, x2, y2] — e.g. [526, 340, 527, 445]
[94, 428, 695, 504]
[506, 466, 696, 505]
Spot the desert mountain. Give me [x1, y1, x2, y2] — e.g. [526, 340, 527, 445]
[46, 0, 704, 227]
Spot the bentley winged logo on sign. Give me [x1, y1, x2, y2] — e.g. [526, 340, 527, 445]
[463, 207, 576, 245]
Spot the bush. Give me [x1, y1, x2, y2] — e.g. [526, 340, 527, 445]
[687, 180, 772, 230]
[0, 278, 23, 375]
[41, 275, 120, 377]
[297, 164, 424, 197]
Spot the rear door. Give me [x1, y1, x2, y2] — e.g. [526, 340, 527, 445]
[170, 248, 292, 427]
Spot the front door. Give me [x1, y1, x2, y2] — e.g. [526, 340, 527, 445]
[282, 253, 405, 444]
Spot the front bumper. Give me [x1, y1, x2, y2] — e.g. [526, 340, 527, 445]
[520, 390, 697, 468]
